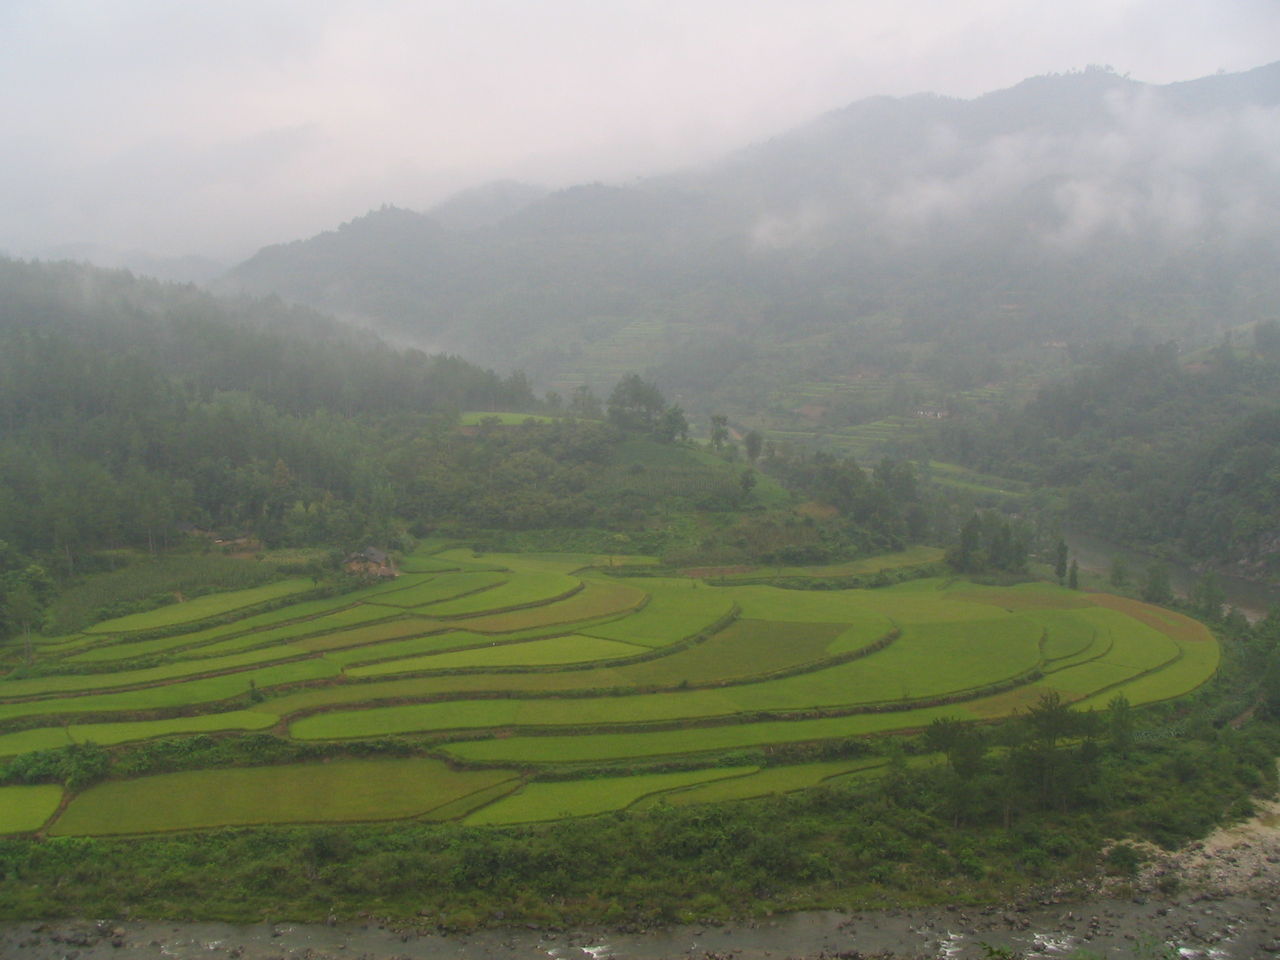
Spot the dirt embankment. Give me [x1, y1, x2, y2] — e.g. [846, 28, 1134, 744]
[1126, 795, 1280, 901]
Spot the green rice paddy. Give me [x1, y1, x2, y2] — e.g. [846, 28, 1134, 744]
[464, 767, 755, 824]
[0, 784, 63, 833]
[50, 759, 518, 835]
[1, 551, 1219, 835]
[82, 579, 314, 634]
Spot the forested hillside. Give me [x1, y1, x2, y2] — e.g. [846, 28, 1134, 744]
[0, 259, 535, 562]
[0, 259, 932, 586]
[935, 329, 1280, 572]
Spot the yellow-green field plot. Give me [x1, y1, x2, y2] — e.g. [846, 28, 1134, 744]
[49, 758, 518, 835]
[439, 707, 972, 764]
[3, 551, 1220, 832]
[464, 767, 755, 825]
[0, 784, 63, 833]
[362, 572, 507, 609]
[288, 612, 1045, 740]
[82, 579, 314, 634]
[453, 581, 646, 633]
[0, 711, 277, 758]
[578, 579, 736, 646]
[422, 572, 581, 617]
[703, 545, 945, 581]
[0, 659, 339, 725]
[632, 758, 887, 809]
[346, 634, 643, 676]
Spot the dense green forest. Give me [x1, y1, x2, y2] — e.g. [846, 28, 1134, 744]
[934, 329, 1280, 572]
[0, 260, 539, 561]
[0, 258, 936, 638]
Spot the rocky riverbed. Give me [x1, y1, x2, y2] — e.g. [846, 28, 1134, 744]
[5, 800, 1278, 960]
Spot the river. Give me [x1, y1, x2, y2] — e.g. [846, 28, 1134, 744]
[1064, 529, 1280, 622]
[6, 894, 1280, 960]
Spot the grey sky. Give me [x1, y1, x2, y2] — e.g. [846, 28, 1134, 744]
[1, 0, 1275, 261]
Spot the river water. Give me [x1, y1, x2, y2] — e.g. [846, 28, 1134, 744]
[6, 895, 1280, 960]
[1063, 529, 1280, 622]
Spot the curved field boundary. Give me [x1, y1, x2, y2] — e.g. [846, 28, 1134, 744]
[1086, 594, 1214, 644]
[290, 618, 446, 654]
[81, 579, 315, 635]
[632, 758, 889, 810]
[1041, 626, 1112, 673]
[285, 630, 1042, 742]
[333, 604, 742, 683]
[322, 628, 586, 670]
[0, 659, 340, 727]
[0, 645, 316, 702]
[463, 767, 758, 825]
[61, 577, 438, 663]
[278, 619, 902, 731]
[1037, 612, 1101, 664]
[0, 710, 278, 758]
[48, 759, 520, 836]
[577, 581, 738, 648]
[439, 707, 979, 765]
[420, 779, 524, 821]
[315, 617, 889, 700]
[1069, 612, 1217, 710]
[0, 725, 74, 757]
[426, 577, 585, 621]
[692, 546, 947, 583]
[347, 635, 646, 675]
[448, 581, 648, 634]
[361, 573, 507, 610]
[177, 605, 419, 659]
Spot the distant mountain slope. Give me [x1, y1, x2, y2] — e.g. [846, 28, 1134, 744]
[223, 63, 1280, 398]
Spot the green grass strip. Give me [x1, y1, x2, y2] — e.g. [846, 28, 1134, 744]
[67, 711, 279, 747]
[83, 579, 314, 634]
[464, 767, 755, 825]
[0, 726, 74, 757]
[422, 573, 581, 617]
[441, 708, 970, 764]
[178, 605, 411, 658]
[346, 635, 643, 677]
[363, 573, 507, 609]
[0, 712, 278, 756]
[0, 660, 339, 725]
[579, 579, 735, 647]
[445, 581, 646, 633]
[289, 615, 1043, 740]
[0, 784, 64, 834]
[64, 591, 382, 663]
[324, 631, 491, 668]
[633, 758, 887, 809]
[0, 645, 313, 699]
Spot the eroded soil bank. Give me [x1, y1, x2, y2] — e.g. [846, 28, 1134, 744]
[5, 799, 1278, 960]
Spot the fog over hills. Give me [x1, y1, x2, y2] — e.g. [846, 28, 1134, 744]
[224, 62, 1280, 395]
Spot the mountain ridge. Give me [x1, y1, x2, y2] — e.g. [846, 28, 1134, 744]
[223, 61, 1280, 397]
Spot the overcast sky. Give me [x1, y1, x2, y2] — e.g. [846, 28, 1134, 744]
[1, 0, 1275, 263]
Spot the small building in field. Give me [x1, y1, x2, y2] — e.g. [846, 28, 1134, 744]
[344, 546, 397, 579]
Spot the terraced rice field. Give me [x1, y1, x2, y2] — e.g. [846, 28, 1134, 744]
[0, 546, 1219, 835]
[0, 784, 63, 833]
[50, 759, 519, 835]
